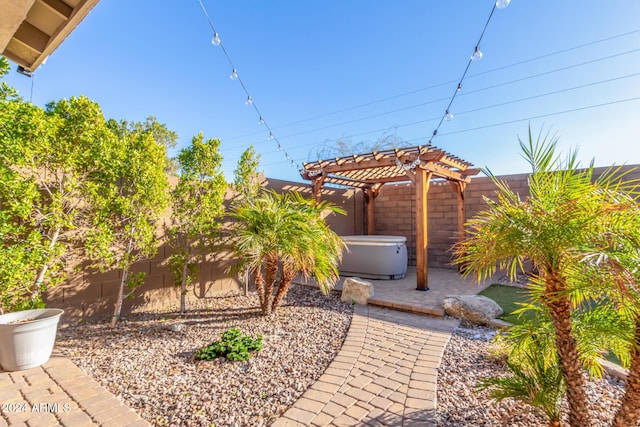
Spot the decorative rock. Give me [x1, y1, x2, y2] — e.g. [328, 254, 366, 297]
[599, 357, 628, 380]
[167, 323, 186, 332]
[341, 277, 374, 305]
[442, 295, 503, 326]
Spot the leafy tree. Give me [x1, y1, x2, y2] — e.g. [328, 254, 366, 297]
[0, 78, 116, 313]
[455, 129, 640, 426]
[107, 116, 178, 174]
[167, 133, 227, 313]
[86, 120, 170, 327]
[232, 190, 345, 316]
[233, 145, 262, 202]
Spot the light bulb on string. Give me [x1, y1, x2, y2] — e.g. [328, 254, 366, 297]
[230, 68, 238, 80]
[245, 96, 253, 105]
[457, 83, 462, 92]
[258, 116, 265, 125]
[471, 46, 483, 61]
[268, 132, 274, 140]
[496, 0, 510, 9]
[211, 33, 221, 46]
[445, 110, 454, 121]
[277, 144, 283, 151]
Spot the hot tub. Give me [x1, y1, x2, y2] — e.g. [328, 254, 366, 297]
[339, 235, 408, 280]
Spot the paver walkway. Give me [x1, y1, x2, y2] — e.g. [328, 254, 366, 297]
[0, 352, 150, 427]
[273, 305, 459, 427]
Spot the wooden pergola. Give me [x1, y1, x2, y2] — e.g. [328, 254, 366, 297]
[301, 145, 480, 291]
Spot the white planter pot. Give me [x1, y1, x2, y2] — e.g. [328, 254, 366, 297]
[0, 308, 64, 371]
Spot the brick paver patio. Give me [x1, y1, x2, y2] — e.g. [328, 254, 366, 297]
[273, 305, 460, 427]
[0, 352, 149, 427]
[296, 267, 492, 317]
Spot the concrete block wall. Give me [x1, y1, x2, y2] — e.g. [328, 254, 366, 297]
[44, 178, 363, 324]
[373, 165, 640, 269]
[45, 165, 639, 323]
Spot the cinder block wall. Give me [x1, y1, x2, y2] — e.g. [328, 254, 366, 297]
[374, 165, 640, 269]
[45, 165, 639, 323]
[45, 178, 363, 324]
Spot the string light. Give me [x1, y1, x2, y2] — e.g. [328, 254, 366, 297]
[197, 0, 301, 172]
[223, 29, 640, 144]
[471, 46, 483, 61]
[445, 110, 454, 121]
[307, 168, 324, 177]
[427, 0, 506, 145]
[256, 70, 640, 158]
[395, 157, 421, 171]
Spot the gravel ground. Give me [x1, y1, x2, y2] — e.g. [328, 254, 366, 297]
[437, 324, 626, 426]
[56, 285, 353, 427]
[57, 283, 627, 427]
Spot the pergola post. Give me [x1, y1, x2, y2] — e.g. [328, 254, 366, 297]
[366, 188, 375, 235]
[364, 184, 382, 235]
[449, 181, 467, 242]
[415, 168, 432, 291]
[450, 180, 467, 271]
[311, 176, 325, 203]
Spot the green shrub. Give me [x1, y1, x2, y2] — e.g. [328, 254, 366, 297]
[195, 328, 262, 362]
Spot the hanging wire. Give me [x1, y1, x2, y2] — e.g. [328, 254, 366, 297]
[220, 28, 640, 143]
[426, 1, 502, 145]
[256, 72, 640, 168]
[196, 0, 303, 172]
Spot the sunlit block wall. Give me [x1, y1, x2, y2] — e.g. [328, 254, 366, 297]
[374, 165, 640, 269]
[44, 178, 363, 325]
[45, 166, 639, 324]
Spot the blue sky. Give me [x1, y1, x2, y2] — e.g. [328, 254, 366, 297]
[4, 1, 640, 183]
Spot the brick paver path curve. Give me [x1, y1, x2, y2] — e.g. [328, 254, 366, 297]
[0, 354, 150, 427]
[273, 305, 459, 427]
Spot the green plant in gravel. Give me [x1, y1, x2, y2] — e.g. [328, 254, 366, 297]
[167, 133, 227, 314]
[195, 328, 262, 362]
[86, 118, 170, 327]
[478, 335, 565, 427]
[232, 190, 345, 316]
[0, 57, 118, 313]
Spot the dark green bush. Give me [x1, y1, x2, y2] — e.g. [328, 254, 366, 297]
[195, 328, 262, 362]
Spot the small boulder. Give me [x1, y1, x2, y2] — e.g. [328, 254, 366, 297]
[341, 277, 374, 305]
[167, 323, 187, 332]
[443, 295, 503, 326]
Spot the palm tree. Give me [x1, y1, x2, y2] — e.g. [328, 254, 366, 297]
[477, 330, 565, 427]
[454, 129, 640, 426]
[232, 190, 345, 316]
